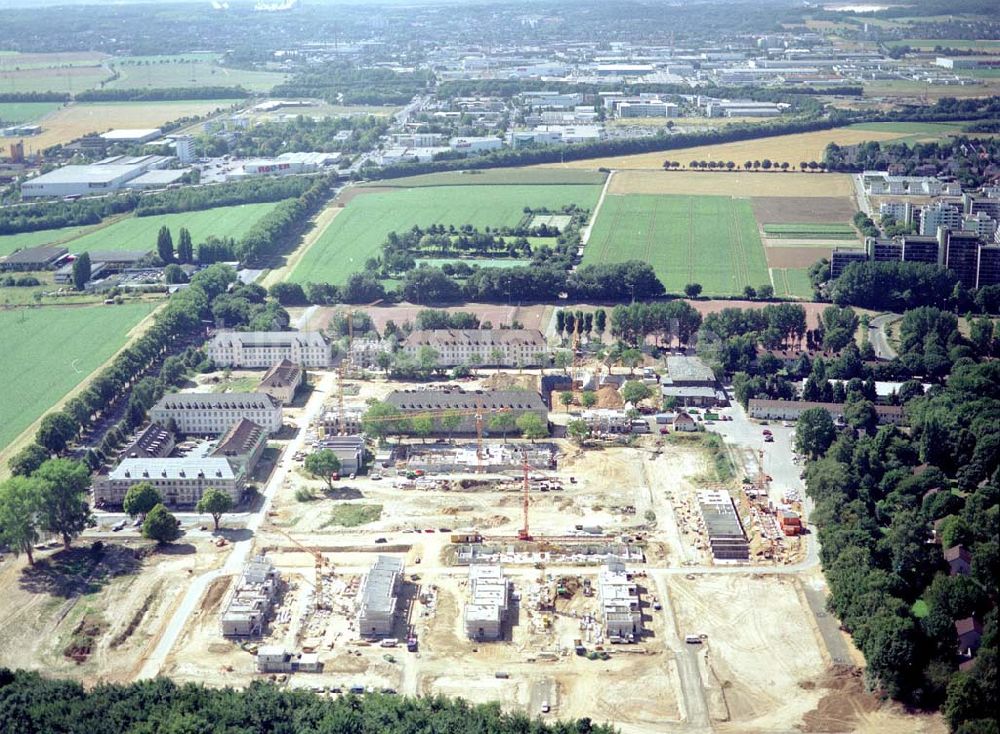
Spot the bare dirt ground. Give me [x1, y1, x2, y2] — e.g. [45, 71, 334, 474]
[15, 100, 237, 153]
[670, 574, 827, 730]
[765, 247, 836, 269]
[752, 196, 858, 223]
[0, 536, 226, 684]
[607, 170, 855, 197]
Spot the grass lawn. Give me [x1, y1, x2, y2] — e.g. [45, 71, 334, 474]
[290, 184, 601, 285]
[322, 503, 383, 528]
[0, 303, 156, 452]
[583, 194, 770, 297]
[0, 224, 101, 257]
[0, 65, 110, 95]
[847, 121, 970, 135]
[0, 202, 281, 257]
[0, 101, 63, 124]
[773, 268, 815, 300]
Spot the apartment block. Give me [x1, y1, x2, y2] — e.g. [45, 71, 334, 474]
[402, 328, 547, 367]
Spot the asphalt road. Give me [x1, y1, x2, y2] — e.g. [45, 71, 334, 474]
[868, 313, 901, 360]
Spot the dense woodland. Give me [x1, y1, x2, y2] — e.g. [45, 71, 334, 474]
[802, 361, 998, 732]
[273, 64, 434, 106]
[0, 670, 611, 734]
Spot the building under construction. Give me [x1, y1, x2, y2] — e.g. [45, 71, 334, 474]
[356, 556, 404, 637]
[698, 490, 750, 563]
[403, 443, 555, 474]
[220, 556, 282, 637]
[464, 564, 510, 641]
[599, 561, 642, 642]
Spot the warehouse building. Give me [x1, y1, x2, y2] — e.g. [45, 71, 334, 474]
[401, 328, 547, 367]
[357, 556, 404, 637]
[698, 490, 749, 563]
[207, 330, 333, 368]
[465, 564, 510, 641]
[0, 245, 68, 272]
[384, 388, 548, 435]
[660, 356, 727, 408]
[99, 128, 163, 144]
[221, 556, 282, 637]
[149, 392, 283, 435]
[20, 154, 173, 198]
[599, 561, 642, 641]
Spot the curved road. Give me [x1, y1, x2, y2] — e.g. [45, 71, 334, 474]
[869, 313, 901, 360]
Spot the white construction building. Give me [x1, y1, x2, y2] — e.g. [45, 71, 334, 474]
[464, 564, 510, 641]
[357, 556, 404, 637]
[221, 556, 282, 636]
[599, 561, 642, 641]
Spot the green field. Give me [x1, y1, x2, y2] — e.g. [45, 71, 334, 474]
[773, 268, 815, 300]
[290, 184, 602, 285]
[584, 194, 771, 297]
[847, 121, 970, 135]
[763, 223, 858, 240]
[0, 101, 62, 124]
[0, 66, 111, 95]
[107, 57, 286, 92]
[0, 203, 281, 258]
[0, 303, 156, 451]
[0, 225, 99, 256]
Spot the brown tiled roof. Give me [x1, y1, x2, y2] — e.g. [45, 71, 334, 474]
[259, 359, 301, 388]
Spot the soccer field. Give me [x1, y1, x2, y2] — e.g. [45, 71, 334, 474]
[584, 194, 771, 297]
[0, 202, 281, 257]
[0, 303, 156, 452]
[289, 184, 602, 285]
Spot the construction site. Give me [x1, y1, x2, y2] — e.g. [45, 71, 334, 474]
[0, 335, 943, 734]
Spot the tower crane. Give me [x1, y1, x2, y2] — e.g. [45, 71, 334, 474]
[518, 448, 532, 541]
[271, 527, 332, 610]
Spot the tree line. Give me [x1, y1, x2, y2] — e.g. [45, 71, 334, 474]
[0, 670, 611, 734]
[2, 176, 319, 236]
[74, 86, 252, 102]
[273, 63, 433, 106]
